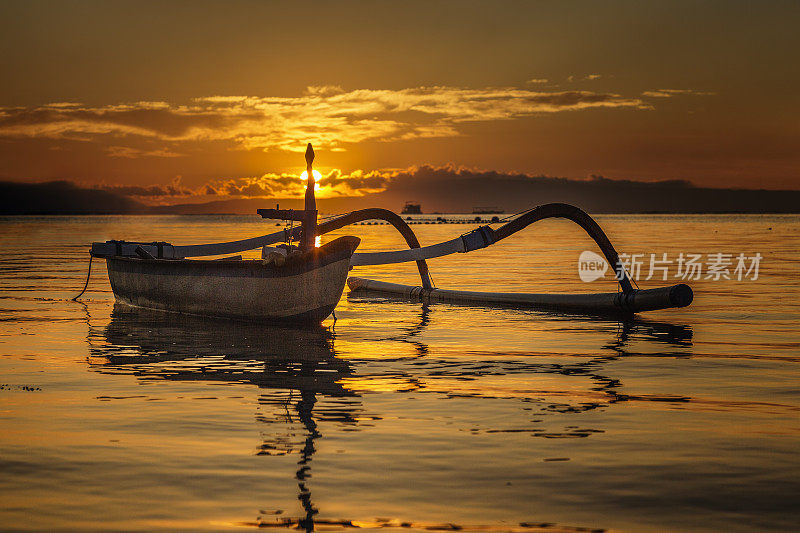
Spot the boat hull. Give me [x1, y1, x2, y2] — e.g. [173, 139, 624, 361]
[105, 236, 359, 323]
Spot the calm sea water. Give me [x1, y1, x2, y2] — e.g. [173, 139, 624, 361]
[1, 214, 798, 533]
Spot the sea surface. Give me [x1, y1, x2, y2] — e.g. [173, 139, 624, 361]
[1, 214, 798, 533]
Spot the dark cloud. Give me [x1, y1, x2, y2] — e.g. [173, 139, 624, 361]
[319, 169, 390, 191]
[526, 91, 625, 107]
[101, 183, 191, 197]
[641, 89, 714, 98]
[0, 105, 235, 139]
[224, 182, 275, 197]
[204, 175, 303, 198]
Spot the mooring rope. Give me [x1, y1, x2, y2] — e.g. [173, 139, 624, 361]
[71, 253, 93, 301]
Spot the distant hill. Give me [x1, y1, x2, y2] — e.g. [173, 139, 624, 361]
[2, 176, 800, 215]
[0, 181, 146, 215]
[366, 170, 800, 214]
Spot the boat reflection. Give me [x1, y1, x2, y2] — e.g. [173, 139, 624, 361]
[88, 305, 365, 531]
[90, 304, 355, 396]
[86, 302, 694, 531]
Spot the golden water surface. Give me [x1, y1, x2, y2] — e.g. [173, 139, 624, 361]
[1, 214, 798, 532]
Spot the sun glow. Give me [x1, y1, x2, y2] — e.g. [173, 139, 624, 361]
[300, 169, 322, 183]
[300, 169, 323, 192]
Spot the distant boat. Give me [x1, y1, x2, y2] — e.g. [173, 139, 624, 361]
[401, 201, 422, 214]
[472, 206, 504, 214]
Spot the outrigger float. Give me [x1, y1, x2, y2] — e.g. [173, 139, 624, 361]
[84, 144, 692, 322]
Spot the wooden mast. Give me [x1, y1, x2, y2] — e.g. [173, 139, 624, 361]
[302, 143, 318, 250]
[256, 143, 319, 251]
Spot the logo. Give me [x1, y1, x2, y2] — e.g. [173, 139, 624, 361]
[578, 250, 608, 282]
[577, 251, 762, 282]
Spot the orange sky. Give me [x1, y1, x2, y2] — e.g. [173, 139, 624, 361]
[1, 1, 798, 204]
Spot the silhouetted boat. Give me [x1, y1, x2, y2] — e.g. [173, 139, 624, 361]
[81, 144, 693, 318]
[101, 236, 359, 323]
[90, 144, 359, 324]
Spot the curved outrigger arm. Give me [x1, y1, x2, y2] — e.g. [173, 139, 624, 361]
[315, 208, 433, 289]
[337, 203, 693, 314]
[340, 203, 634, 293]
[492, 203, 635, 293]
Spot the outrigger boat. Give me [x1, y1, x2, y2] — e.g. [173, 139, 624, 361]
[89, 145, 359, 323]
[84, 144, 693, 322]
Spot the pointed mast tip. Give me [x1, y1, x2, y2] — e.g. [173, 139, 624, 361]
[305, 143, 314, 167]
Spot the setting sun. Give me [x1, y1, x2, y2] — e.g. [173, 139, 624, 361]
[300, 169, 323, 192]
[300, 169, 322, 183]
